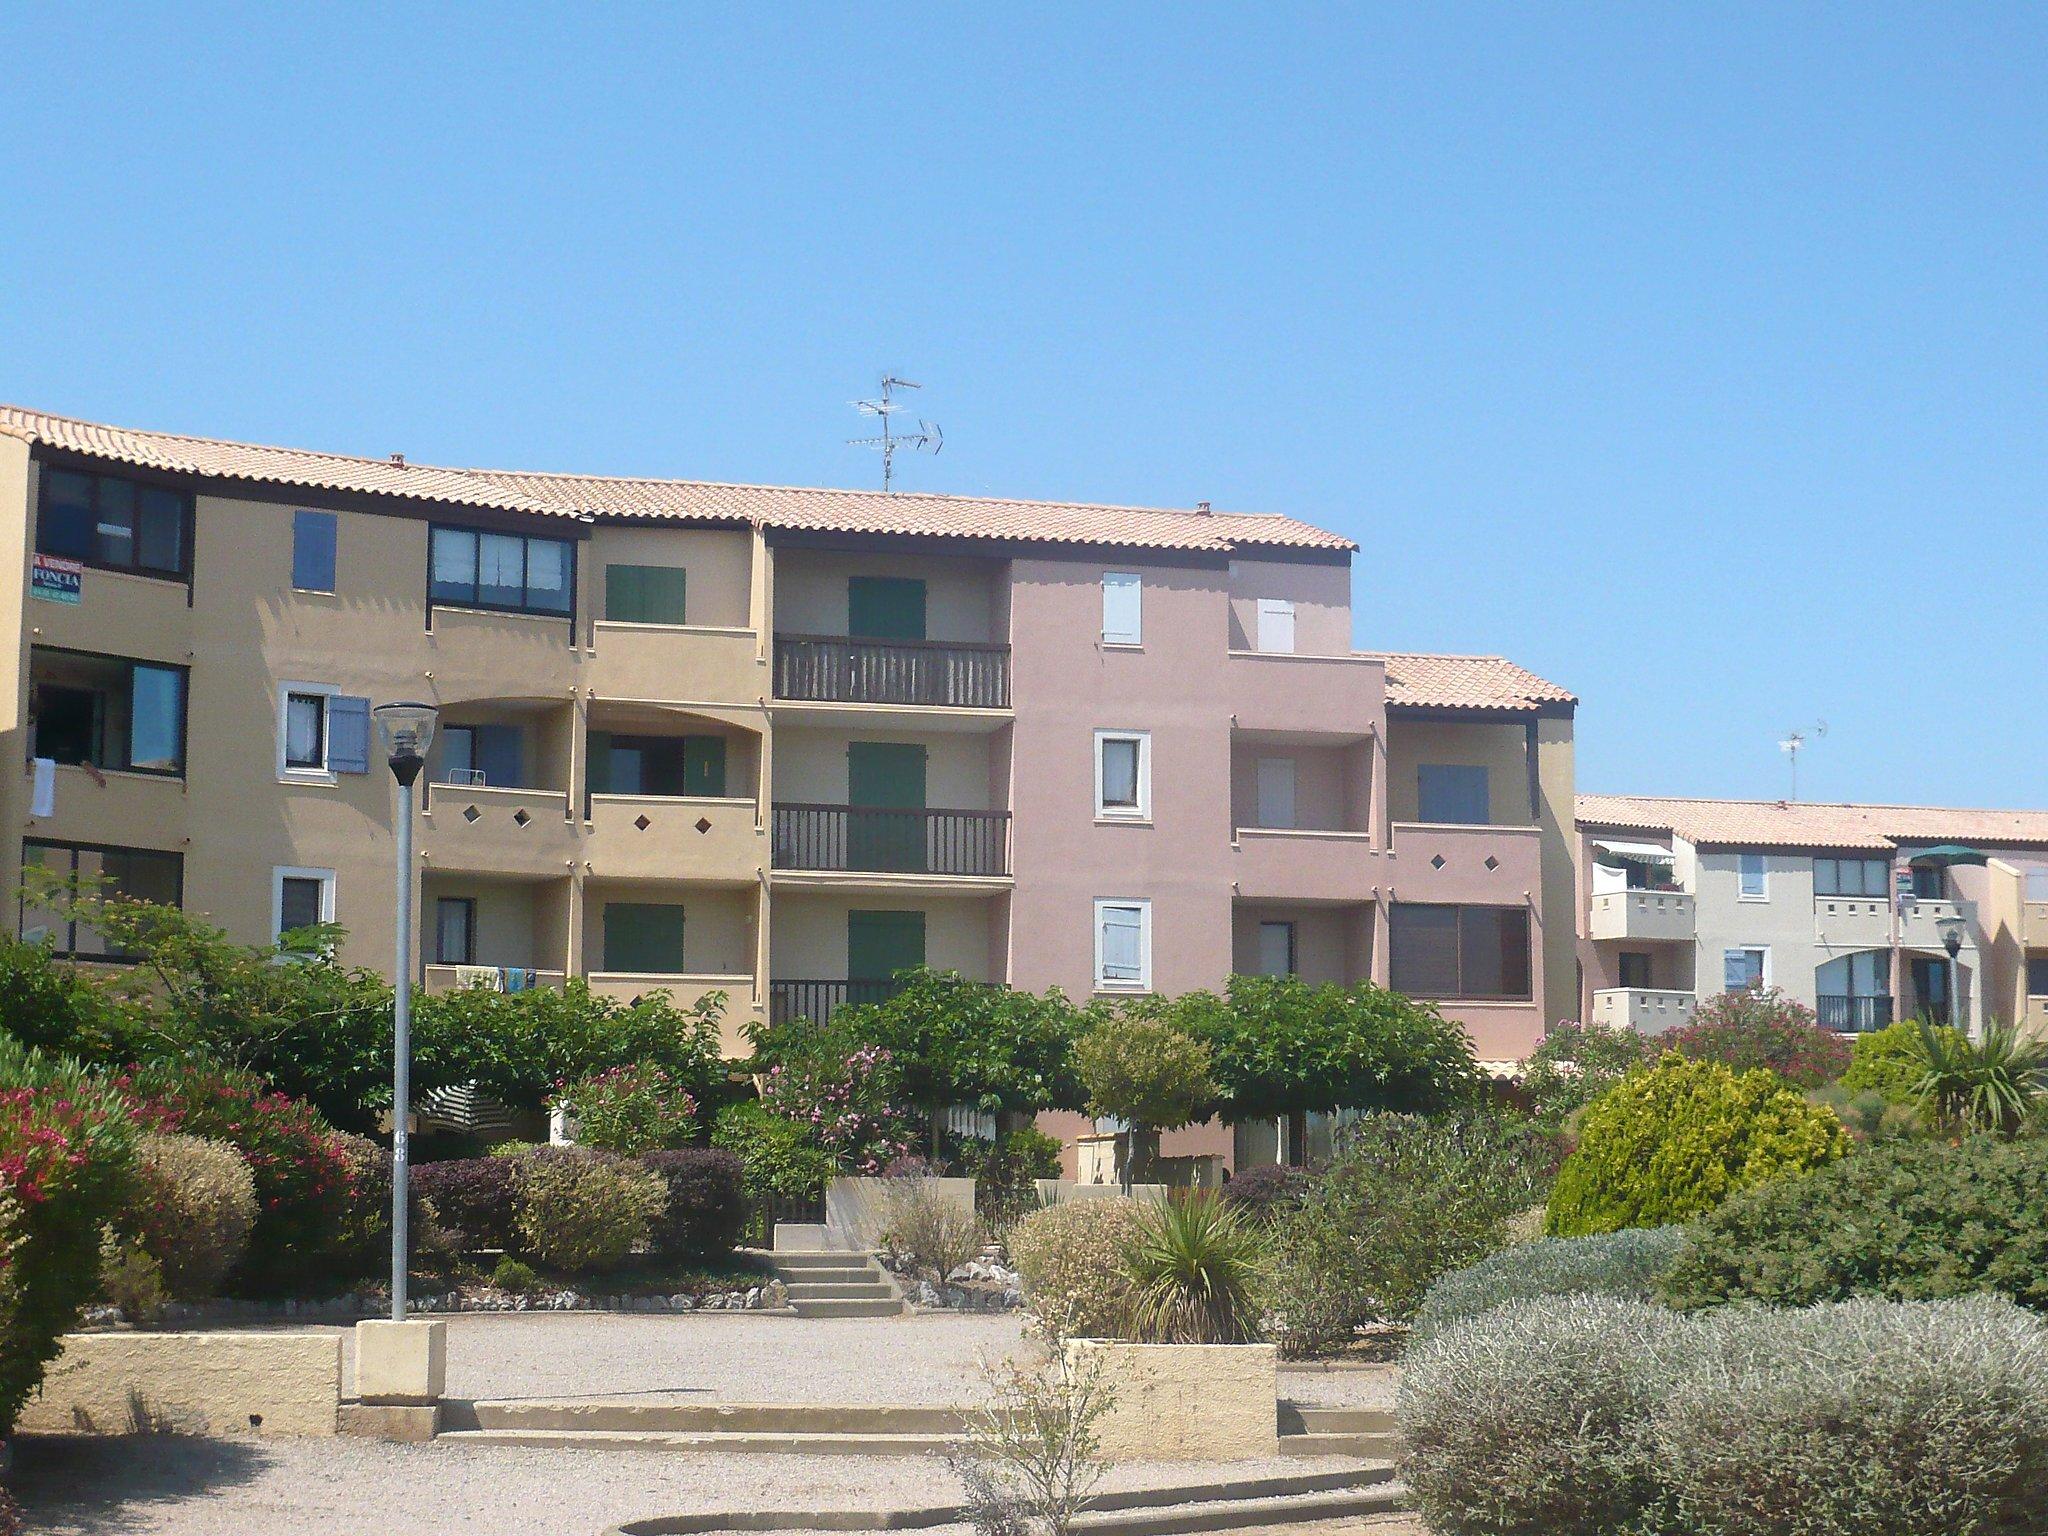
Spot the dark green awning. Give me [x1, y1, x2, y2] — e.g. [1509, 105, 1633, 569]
[1905, 844, 1989, 867]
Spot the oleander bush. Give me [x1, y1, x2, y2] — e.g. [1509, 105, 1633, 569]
[1664, 988, 1851, 1088]
[411, 1156, 521, 1253]
[1399, 1292, 2048, 1536]
[559, 1062, 697, 1155]
[1412, 1226, 1687, 1343]
[512, 1147, 666, 1272]
[1663, 1134, 2048, 1312]
[1546, 1056, 1849, 1237]
[1007, 1195, 1145, 1340]
[1264, 1112, 1554, 1355]
[640, 1148, 749, 1257]
[119, 1131, 257, 1299]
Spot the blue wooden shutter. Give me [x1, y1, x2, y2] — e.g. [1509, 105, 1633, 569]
[476, 724, 524, 788]
[328, 696, 372, 774]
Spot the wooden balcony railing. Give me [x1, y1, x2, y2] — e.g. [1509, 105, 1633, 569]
[771, 803, 1010, 876]
[1817, 994, 1894, 1033]
[773, 633, 1010, 709]
[767, 977, 909, 1027]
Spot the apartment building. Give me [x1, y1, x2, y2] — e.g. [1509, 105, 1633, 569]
[1578, 795, 2048, 1039]
[0, 407, 1576, 1164]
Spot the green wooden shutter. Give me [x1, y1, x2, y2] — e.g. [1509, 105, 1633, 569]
[586, 731, 612, 795]
[681, 736, 727, 797]
[848, 576, 926, 640]
[606, 564, 687, 624]
[847, 909, 926, 985]
[603, 903, 685, 973]
[847, 742, 927, 871]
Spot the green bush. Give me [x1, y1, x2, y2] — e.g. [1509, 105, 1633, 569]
[96, 1229, 166, 1322]
[1664, 1135, 2048, 1312]
[512, 1148, 666, 1271]
[491, 1255, 540, 1294]
[120, 1132, 257, 1299]
[1839, 1018, 1957, 1106]
[640, 1149, 748, 1257]
[1007, 1195, 1145, 1340]
[711, 1099, 836, 1201]
[1412, 1226, 1687, 1343]
[1265, 1112, 1554, 1355]
[1399, 1293, 2048, 1536]
[1546, 1056, 1849, 1238]
[1519, 1021, 1656, 1124]
[1124, 1195, 1261, 1344]
[561, 1062, 696, 1154]
[1664, 988, 1851, 1087]
[0, 1038, 137, 1435]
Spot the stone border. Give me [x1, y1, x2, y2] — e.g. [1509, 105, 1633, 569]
[84, 1282, 792, 1329]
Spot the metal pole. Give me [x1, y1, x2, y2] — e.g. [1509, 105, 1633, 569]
[392, 775, 413, 1322]
[1950, 949, 1963, 1036]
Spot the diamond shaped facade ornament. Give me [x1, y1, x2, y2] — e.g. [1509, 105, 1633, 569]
[461, 805, 481, 824]
[695, 817, 713, 834]
[1484, 855, 1499, 871]
[513, 809, 531, 827]
[1430, 854, 1446, 870]
[634, 815, 653, 832]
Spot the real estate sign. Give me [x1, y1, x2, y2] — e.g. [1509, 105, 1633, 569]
[29, 554, 82, 604]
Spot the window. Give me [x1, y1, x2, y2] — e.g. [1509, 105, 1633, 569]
[291, 511, 337, 593]
[603, 902, 685, 973]
[1101, 572, 1142, 645]
[1094, 898, 1152, 990]
[429, 526, 574, 615]
[1814, 857, 1888, 897]
[1723, 947, 1767, 991]
[1256, 920, 1296, 976]
[28, 648, 188, 775]
[435, 897, 476, 966]
[1618, 951, 1652, 989]
[19, 841, 183, 959]
[1737, 853, 1768, 899]
[1911, 865, 1945, 900]
[1255, 598, 1296, 654]
[1417, 764, 1489, 825]
[279, 686, 370, 780]
[2028, 956, 2048, 998]
[1095, 731, 1149, 819]
[437, 723, 524, 788]
[37, 467, 189, 579]
[272, 867, 335, 942]
[604, 564, 687, 624]
[587, 733, 726, 797]
[1255, 757, 1297, 828]
[1388, 903, 1533, 1000]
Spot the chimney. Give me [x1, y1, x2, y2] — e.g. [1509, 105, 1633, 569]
[1195, 500, 1212, 516]
[389, 453, 407, 468]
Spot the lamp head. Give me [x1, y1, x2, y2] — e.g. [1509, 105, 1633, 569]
[373, 701, 438, 786]
[1936, 913, 1967, 958]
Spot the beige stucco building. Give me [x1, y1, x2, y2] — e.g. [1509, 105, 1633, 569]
[0, 406, 1575, 1166]
[1577, 794, 2048, 1040]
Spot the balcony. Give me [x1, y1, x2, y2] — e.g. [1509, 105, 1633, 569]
[2026, 900, 2048, 942]
[771, 804, 1010, 879]
[1233, 828, 1376, 903]
[1813, 894, 1892, 948]
[1226, 651, 1382, 734]
[1898, 899, 1973, 952]
[588, 622, 762, 709]
[1387, 822, 1541, 903]
[420, 786, 578, 877]
[773, 634, 1010, 710]
[585, 972, 759, 1055]
[768, 977, 907, 1028]
[1590, 987, 1695, 1034]
[1818, 994, 1895, 1033]
[584, 794, 765, 884]
[1588, 889, 1695, 943]
[422, 965, 568, 995]
[424, 603, 578, 699]
[29, 764, 187, 848]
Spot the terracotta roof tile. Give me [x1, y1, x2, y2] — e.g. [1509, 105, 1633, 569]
[1575, 794, 2048, 851]
[1369, 652, 1576, 713]
[0, 406, 1355, 554]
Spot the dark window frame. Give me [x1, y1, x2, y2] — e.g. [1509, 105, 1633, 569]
[435, 897, 478, 966]
[291, 509, 339, 593]
[428, 523, 577, 620]
[19, 838, 185, 961]
[36, 465, 194, 582]
[28, 645, 190, 778]
[1388, 901, 1534, 1001]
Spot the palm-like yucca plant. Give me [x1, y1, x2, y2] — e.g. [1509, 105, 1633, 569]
[1122, 1193, 1263, 1344]
[1912, 1018, 2048, 1138]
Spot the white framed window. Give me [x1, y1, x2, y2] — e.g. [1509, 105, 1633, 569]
[1095, 730, 1150, 819]
[1256, 919, 1296, 976]
[279, 683, 337, 782]
[1255, 756, 1297, 828]
[1101, 572, 1142, 645]
[1737, 852, 1768, 900]
[1094, 898, 1152, 990]
[272, 866, 336, 942]
[1255, 598, 1296, 654]
[1723, 946, 1768, 992]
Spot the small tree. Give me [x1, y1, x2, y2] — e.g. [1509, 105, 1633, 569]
[1073, 1014, 1215, 1189]
[1520, 1021, 1656, 1124]
[948, 1347, 1114, 1536]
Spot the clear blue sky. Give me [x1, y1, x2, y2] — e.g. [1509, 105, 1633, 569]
[4, 6, 2044, 806]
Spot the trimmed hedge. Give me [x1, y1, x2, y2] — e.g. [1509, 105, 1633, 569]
[512, 1147, 666, 1271]
[122, 1132, 256, 1299]
[1400, 1293, 2048, 1536]
[412, 1157, 521, 1253]
[640, 1149, 748, 1257]
[1663, 1134, 2048, 1312]
[1546, 1056, 1848, 1237]
[1412, 1226, 1687, 1343]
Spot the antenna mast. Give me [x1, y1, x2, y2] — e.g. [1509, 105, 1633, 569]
[848, 374, 943, 492]
[1778, 720, 1828, 800]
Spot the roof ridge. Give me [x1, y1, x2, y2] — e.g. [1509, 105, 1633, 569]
[1366, 650, 1510, 662]
[0, 403, 429, 474]
[1578, 792, 2048, 818]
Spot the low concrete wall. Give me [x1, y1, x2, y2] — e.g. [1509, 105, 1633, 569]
[19, 1331, 341, 1437]
[1035, 1180, 1168, 1205]
[826, 1176, 978, 1250]
[1069, 1340, 1278, 1460]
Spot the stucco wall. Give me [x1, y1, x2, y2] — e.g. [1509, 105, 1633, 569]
[769, 890, 1004, 980]
[1228, 741, 1364, 832]
[1386, 717, 1534, 825]
[582, 882, 755, 975]
[771, 726, 998, 810]
[1068, 1340, 1278, 1460]
[772, 549, 1004, 644]
[588, 526, 752, 629]
[1225, 554, 1351, 656]
[20, 1331, 341, 1437]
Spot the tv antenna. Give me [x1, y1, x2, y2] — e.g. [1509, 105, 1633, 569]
[1779, 720, 1828, 800]
[848, 374, 942, 492]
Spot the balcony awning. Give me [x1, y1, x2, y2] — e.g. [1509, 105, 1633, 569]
[1905, 844, 1989, 867]
[1592, 838, 1676, 865]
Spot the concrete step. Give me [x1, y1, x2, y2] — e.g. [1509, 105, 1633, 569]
[452, 1399, 969, 1435]
[767, 1248, 878, 1268]
[788, 1296, 903, 1318]
[772, 1266, 873, 1285]
[1069, 1480, 1406, 1535]
[1280, 1431, 1399, 1459]
[440, 1427, 949, 1456]
[782, 1281, 897, 1301]
[1278, 1403, 1397, 1434]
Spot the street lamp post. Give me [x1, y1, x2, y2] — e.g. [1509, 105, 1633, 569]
[1936, 913, 1967, 1035]
[374, 702, 438, 1322]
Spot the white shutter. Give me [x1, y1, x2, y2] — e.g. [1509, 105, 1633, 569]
[1096, 901, 1148, 986]
[1255, 757, 1296, 828]
[1101, 573, 1142, 644]
[1256, 598, 1295, 654]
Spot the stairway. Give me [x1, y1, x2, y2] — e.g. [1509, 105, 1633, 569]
[1276, 1404, 1399, 1459]
[770, 1248, 903, 1318]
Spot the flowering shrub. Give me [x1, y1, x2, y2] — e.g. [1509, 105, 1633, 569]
[116, 1060, 353, 1293]
[758, 1044, 918, 1174]
[120, 1132, 256, 1299]
[558, 1062, 696, 1155]
[1665, 989, 1851, 1088]
[513, 1147, 667, 1271]
[0, 1037, 137, 1434]
[711, 1099, 837, 1200]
